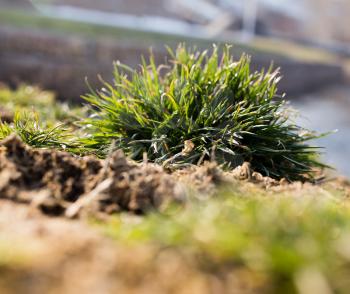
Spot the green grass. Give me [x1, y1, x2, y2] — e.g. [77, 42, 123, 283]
[101, 183, 350, 293]
[0, 111, 76, 149]
[82, 45, 326, 181]
[0, 84, 88, 150]
[0, 84, 86, 124]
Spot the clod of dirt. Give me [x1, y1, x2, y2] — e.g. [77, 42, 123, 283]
[230, 162, 279, 187]
[70, 151, 186, 218]
[174, 161, 224, 197]
[0, 135, 185, 217]
[174, 161, 280, 197]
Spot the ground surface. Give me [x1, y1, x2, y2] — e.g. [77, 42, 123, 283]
[1, 200, 213, 294]
[2, 200, 231, 294]
[0, 195, 261, 294]
[1, 138, 350, 293]
[0, 199, 271, 294]
[2, 179, 350, 294]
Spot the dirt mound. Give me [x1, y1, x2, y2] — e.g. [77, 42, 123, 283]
[0, 135, 291, 218]
[173, 161, 280, 197]
[0, 135, 184, 217]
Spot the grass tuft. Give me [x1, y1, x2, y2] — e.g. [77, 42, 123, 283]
[82, 45, 326, 181]
[0, 111, 75, 150]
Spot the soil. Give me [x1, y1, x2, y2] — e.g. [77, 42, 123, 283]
[0, 136, 334, 293]
[0, 135, 281, 219]
[0, 135, 185, 218]
[0, 136, 274, 293]
[0, 200, 268, 294]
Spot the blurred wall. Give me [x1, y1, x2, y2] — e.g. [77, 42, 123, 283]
[0, 27, 343, 102]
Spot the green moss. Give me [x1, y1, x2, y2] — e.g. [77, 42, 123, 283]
[100, 183, 350, 293]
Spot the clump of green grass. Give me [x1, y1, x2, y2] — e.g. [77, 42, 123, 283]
[82, 45, 325, 181]
[0, 111, 75, 150]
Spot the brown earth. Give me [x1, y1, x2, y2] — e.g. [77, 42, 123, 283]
[0, 135, 282, 220]
[0, 199, 270, 294]
[0, 136, 279, 294]
[0, 135, 186, 218]
[0, 136, 348, 293]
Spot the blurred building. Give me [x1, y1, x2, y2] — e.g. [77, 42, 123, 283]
[28, 0, 349, 46]
[255, 0, 350, 45]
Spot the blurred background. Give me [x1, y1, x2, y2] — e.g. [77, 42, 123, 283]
[0, 0, 349, 176]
